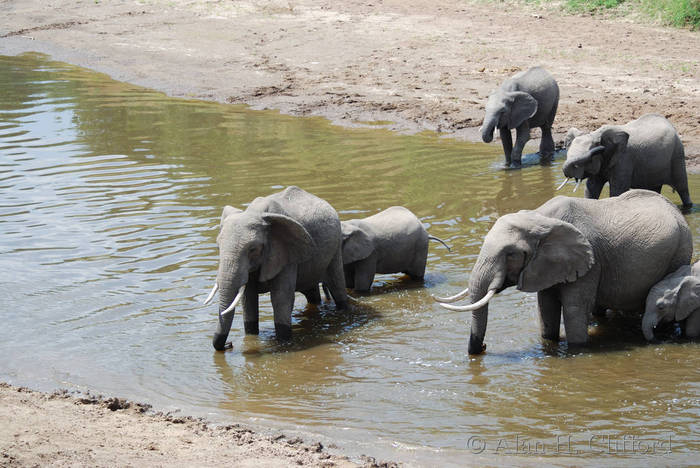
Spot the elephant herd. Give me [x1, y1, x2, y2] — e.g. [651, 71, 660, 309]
[203, 67, 698, 355]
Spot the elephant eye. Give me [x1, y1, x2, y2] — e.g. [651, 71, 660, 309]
[249, 245, 263, 259]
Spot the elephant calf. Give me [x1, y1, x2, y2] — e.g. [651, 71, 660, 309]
[481, 66, 559, 168]
[435, 189, 692, 355]
[341, 206, 450, 291]
[203, 186, 348, 350]
[561, 113, 692, 208]
[643, 261, 700, 341]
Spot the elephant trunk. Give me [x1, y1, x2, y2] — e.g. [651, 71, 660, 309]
[212, 262, 245, 350]
[481, 112, 498, 143]
[642, 303, 661, 342]
[467, 253, 505, 355]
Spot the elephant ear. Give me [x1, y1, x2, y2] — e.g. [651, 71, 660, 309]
[341, 223, 374, 264]
[675, 278, 700, 321]
[518, 215, 594, 292]
[220, 205, 242, 228]
[507, 91, 538, 129]
[600, 128, 629, 168]
[564, 128, 584, 150]
[259, 213, 315, 282]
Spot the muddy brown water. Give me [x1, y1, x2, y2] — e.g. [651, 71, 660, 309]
[1, 53, 698, 465]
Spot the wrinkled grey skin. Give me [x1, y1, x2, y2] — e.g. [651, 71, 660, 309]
[481, 66, 559, 168]
[211, 186, 347, 350]
[562, 114, 692, 208]
[449, 190, 692, 355]
[643, 261, 700, 341]
[341, 206, 450, 291]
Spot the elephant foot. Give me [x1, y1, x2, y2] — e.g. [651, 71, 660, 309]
[244, 321, 259, 335]
[274, 323, 292, 341]
[539, 154, 553, 166]
[335, 300, 349, 311]
[508, 162, 522, 170]
[468, 335, 486, 355]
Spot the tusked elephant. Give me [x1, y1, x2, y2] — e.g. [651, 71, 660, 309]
[481, 66, 559, 168]
[203, 186, 348, 350]
[341, 206, 451, 291]
[560, 114, 692, 208]
[643, 261, 700, 341]
[435, 190, 692, 355]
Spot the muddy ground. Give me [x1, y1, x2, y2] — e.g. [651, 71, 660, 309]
[1, 0, 699, 465]
[1, 0, 699, 166]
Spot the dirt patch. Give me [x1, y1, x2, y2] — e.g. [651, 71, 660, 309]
[0, 0, 698, 169]
[0, 383, 383, 467]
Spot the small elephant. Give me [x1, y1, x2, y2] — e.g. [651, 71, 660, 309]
[481, 66, 559, 168]
[643, 261, 700, 341]
[341, 206, 450, 291]
[561, 114, 692, 208]
[435, 190, 692, 355]
[203, 186, 348, 350]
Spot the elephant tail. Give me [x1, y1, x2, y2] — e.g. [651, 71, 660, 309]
[428, 235, 451, 252]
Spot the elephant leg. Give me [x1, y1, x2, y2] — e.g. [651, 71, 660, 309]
[269, 263, 298, 341]
[242, 280, 260, 335]
[537, 288, 561, 341]
[608, 173, 632, 197]
[302, 287, 321, 305]
[406, 242, 428, 280]
[324, 248, 349, 309]
[352, 257, 376, 292]
[584, 177, 606, 199]
[671, 150, 692, 208]
[560, 280, 597, 348]
[510, 123, 530, 168]
[499, 127, 513, 166]
[539, 125, 555, 164]
[685, 310, 700, 338]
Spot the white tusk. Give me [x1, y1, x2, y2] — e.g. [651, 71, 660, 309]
[573, 179, 581, 192]
[203, 282, 219, 305]
[432, 286, 470, 303]
[220, 285, 246, 317]
[556, 178, 570, 191]
[438, 289, 496, 311]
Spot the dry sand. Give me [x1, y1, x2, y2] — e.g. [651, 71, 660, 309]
[1, 0, 699, 465]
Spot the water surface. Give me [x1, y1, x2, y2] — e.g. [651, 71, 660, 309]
[1, 53, 698, 466]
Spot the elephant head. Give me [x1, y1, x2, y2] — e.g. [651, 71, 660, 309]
[481, 90, 538, 143]
[436, 211, 594, 354]
[207, 207, 315, 350]
[562, 127, 629, 182]
[340, 222, 374, 264]
[643, 276, 700, 341]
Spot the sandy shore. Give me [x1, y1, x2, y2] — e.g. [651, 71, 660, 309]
[0, 383, 397, 467]
[1, 0, 699, 166]
[1, 1, 699, 465]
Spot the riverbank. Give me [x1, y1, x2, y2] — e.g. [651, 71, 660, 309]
[0, 383, 391, 467]
[1, 0, 699, 168]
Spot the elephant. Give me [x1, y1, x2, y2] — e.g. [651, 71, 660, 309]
[435, 189, 692, 355]
[643, 261, 700, 341]
[481, 66, 559, 168]
[341, 206, 451, 291]
[203, 186, 348, 350]
[560, 114, 692, 208]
